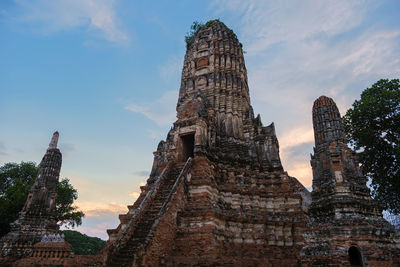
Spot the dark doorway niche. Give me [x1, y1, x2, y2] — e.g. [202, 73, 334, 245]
[349, 246, 364, 266]
[180, 133, 194, 161]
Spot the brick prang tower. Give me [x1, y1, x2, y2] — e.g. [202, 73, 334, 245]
[302, 96, 400, 266]
[104, 20, 311, 266]
[310, 96, 375, 218]
[0, 132, 62, 259]
[147, 20, 283, 175]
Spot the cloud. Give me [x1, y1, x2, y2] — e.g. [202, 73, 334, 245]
[333, 30, 400, 76]
[279, 126, 314, 187]
[66, 201, 129, 239]
[125, 90, 178, 126]
[213, 0, 368, 54]
[125, 52, 184, 127]
[125, 53, 184, 130]
[279, 126, 314, 152]
[12, 0, 128, 44]
[77, 201, 127, 217]
[281, 141, 315, 187]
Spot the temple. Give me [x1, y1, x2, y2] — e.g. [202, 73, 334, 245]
[101, 21, 400, 266]
[1, 20, 399, 266]
[0, 132, 62, 259]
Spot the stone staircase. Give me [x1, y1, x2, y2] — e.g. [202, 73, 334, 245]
[106, 160, 189, 267]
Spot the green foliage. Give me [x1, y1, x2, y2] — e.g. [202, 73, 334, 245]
[0, 162, 85, 238]
[59, 230, 105, 255]
[0, 162, 38, 193]
[0, 162, 38, 237]
[184, 19, 243, 49]
[343, 79, 400, 214]
[185, 21, 204, 49]
[56, 178, 85, 228]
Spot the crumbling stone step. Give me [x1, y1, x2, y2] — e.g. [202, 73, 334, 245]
[106, 162, 186, 267]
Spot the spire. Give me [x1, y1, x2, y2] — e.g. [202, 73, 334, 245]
[48, 131, 59, 149]
[0, 131, 62, 257]
[312, 96, 345, 146]
[310, 95, 379, 216]
[178, 20, 249, 114]
[304, 95, 399, 267]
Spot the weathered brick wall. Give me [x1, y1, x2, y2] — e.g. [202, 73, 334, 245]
[162, 157, 309, 266]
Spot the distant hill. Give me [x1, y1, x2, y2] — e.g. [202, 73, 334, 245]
[60, 230, 105, 255]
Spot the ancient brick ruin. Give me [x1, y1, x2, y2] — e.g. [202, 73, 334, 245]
[0, 132, 62, 260]
[101, 21, 399, 266]
[301, 96, 399, 266]
[1, 20, 399, 266]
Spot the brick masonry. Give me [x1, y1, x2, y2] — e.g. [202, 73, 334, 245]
[103, 21, 399, 266]
[2, 21, 399, 267]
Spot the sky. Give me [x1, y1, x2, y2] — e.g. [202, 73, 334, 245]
[1, 0, 399, 240]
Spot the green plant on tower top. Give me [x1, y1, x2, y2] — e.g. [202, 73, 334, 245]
[184, 19, 243, 49]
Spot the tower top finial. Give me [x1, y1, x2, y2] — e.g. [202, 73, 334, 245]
[312, 95, 336, 109]
[48, 131, 59, 149]
[312, 96, 345, 146]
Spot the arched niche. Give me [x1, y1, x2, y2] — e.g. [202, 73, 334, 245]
[196, 57, 209, 68]
[348, 246, 364, 267]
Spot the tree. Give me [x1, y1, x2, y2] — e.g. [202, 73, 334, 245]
[0, 162, 85, 238]
[0, 162, 38, 237]
[343, 79, 400, 214]
[59, 230, 105, 255]
[56, 178, 85, 228]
